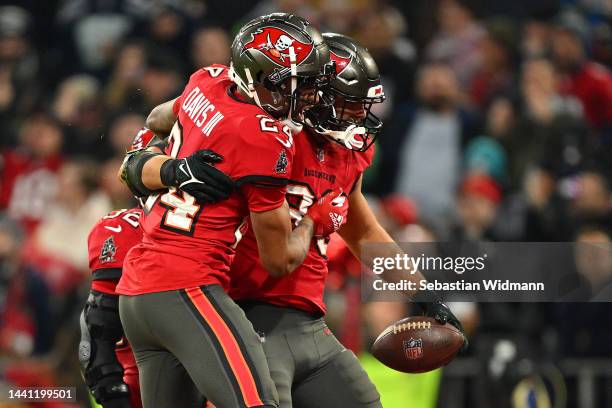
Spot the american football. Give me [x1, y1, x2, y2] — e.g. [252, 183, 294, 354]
[372, 316, 464, 373]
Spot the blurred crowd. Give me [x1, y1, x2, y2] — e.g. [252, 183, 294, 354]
[0, 0, 611, 407]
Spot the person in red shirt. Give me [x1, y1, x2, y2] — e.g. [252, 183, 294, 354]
[140, 32, 466, 408]
[226, 34, 465, 407]
[551, 19, 612, 131]
[116, 14, 343, 408]
[79, 208, 143, 408]
[0, 112, 63, 234]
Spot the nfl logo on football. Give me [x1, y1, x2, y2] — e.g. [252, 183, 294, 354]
[403, 338, 423, 360]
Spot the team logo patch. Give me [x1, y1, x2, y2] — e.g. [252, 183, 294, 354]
[403, 338, 423, 360]
[100, 236, 117, 263]
[275, 150, 288, 174]
[242, 27, 314, 68]
[330, 50, 352, 75]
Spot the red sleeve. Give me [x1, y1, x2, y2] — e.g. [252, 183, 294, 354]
[172, 96, 181, 115]
[232, 115, 295, 188]
[240, 183, 287, 213]
[349, 144, 376, 193]
[357, 143, 376, 172]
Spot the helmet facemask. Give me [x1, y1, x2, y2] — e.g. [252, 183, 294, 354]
[309, 86, 384, 152]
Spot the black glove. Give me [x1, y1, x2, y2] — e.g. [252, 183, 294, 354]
[417, 300, 462, 331]
[417, 300, 468, 353]
[414, 289, 468, 352]
[160, 150, 235, 204]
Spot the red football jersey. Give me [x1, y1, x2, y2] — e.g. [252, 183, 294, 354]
[229, 131, 374, 314]
[117, 65, 295, 295]
[88, 208, 144, 294]
[0, 150, 63, 233]
[87, 207, 143, 408]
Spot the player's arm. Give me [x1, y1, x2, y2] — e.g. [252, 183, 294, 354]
[338, 176, 464, 333]
[119, 128, 235, 204]
[79, 291, 131, 408]
[146, 97, 179, 136]
[247, 186, 348, 277]
[250, 201, 314, 277]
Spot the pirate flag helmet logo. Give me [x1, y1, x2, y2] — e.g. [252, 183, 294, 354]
[329, 50, 352, 75]
[242, 27, 314, 68]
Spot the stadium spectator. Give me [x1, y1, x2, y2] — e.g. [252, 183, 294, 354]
[141, 4, 191, 69]
[99, 157, 136, 209]
[0, 215, 23, 321]
[52, 75, 100, 124]
[469, 18, 517, 109]
[0, 112, 64, 234]
[104, 41, 148, 110]
[56, 0, 149, 74]
[551, 12, 612, 133]
[0, 6, 39, 141]
[521, 18, 552, 60]
[52, 75, 109, 160]
[380, 63, 478, 226]
[190, 26, 231, 70]
[31, 160, 111, 277]
[107, 112, 146, 156]
[133, 52, 182, 113]
[505, 58, 587, 190]
[426, 0, 485, 87]
[452, 172, 502, 241]
[353, 5, 417, 109]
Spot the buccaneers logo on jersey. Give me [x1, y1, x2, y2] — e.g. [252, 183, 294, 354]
[330, 50, 352, 75]
[242, 27, 314, 67]
[100, 236, 117, 263]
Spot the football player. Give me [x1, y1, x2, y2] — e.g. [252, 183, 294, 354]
[116, 14, 343, 408]
[79, 207, 144, 408]
[226, 33, 406, 408]
[141, 33, 466, 408]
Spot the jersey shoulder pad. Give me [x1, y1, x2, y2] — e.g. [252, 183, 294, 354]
[232, 114, 295, 186]
[200, 64, 230, 79]
[236, 113, 295, 150]
[189, 64, 230, 84]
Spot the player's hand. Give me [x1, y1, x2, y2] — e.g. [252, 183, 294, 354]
[419, 300, 468, 353]
[160, 150, 235, 204]
[305, 189, 349, 237]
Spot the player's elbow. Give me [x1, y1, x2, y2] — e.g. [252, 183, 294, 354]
[145, 108, 162, 131]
